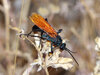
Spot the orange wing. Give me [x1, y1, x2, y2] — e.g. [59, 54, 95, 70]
[30, 13, 57, 38]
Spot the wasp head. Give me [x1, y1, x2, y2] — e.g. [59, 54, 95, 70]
[60, 43, 66, 50]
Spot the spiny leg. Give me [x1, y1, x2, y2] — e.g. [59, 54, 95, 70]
[19, 30, 33, 37]
[21, 34, 41, 38]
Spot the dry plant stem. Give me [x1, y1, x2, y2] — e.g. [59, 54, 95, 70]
[44, 54, 49, 75]
[9, 19, 49, 75]
[0, 50, 32, 61]
[3, 0, 10, 51]
[71, 27, 80, 40]
[20, 0, 31, 21]
[71, 27, 88, 49]
[9, 25, 73, 75]
[80, 0, 96, 38]
[80, 0, 95, 20]
[0, 5, 4, 12]
[15, 0, 25, 51]
[19, 0, 25, 27]
[26, 37, 49, 75]
[13, 0, 25, 75]
[45, 67, 49, 75]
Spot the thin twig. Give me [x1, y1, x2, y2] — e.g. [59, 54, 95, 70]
[25, 37, 49, 75]
[0, 5, 5, 13]
[80, 0, 96, 20]
[13, 0, 25, 75]
[3, 0, 10, 51]
[44, 54, 49, 75]
[45, 67, 49, 75]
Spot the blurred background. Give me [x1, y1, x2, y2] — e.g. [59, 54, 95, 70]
[0, 0, 100, 75]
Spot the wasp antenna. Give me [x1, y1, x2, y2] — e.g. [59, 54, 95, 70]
[66, 48, 77, 53]
[65, 48, 79, 66]
[45, 18, 48, 22]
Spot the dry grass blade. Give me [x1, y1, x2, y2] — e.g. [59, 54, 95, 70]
[3, 0, 10, 51]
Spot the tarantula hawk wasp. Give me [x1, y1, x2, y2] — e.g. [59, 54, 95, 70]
[20, 13, 79, 65]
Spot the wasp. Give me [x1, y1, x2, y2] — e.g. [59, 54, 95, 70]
[22, 13, 79, 65]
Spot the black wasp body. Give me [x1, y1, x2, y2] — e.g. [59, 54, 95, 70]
[29, 19, 66, 53]
[41, 32, 66, 50]
[23, 18, 79, 65]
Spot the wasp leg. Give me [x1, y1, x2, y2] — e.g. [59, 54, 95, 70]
[26, 30, 33, 37]
[57, 29, 63, 34]
[49, 42, 53, 54]
[51, 42, 54, 53]
[20, 30, 33, 37]
[39, 32, 44, 49]
[25, 34, 41, 38]
[39, 32, 49, 51]
[48, 42, 55, 60]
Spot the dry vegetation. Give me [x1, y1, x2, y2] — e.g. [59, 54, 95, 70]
[0, 0, 100, 75]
